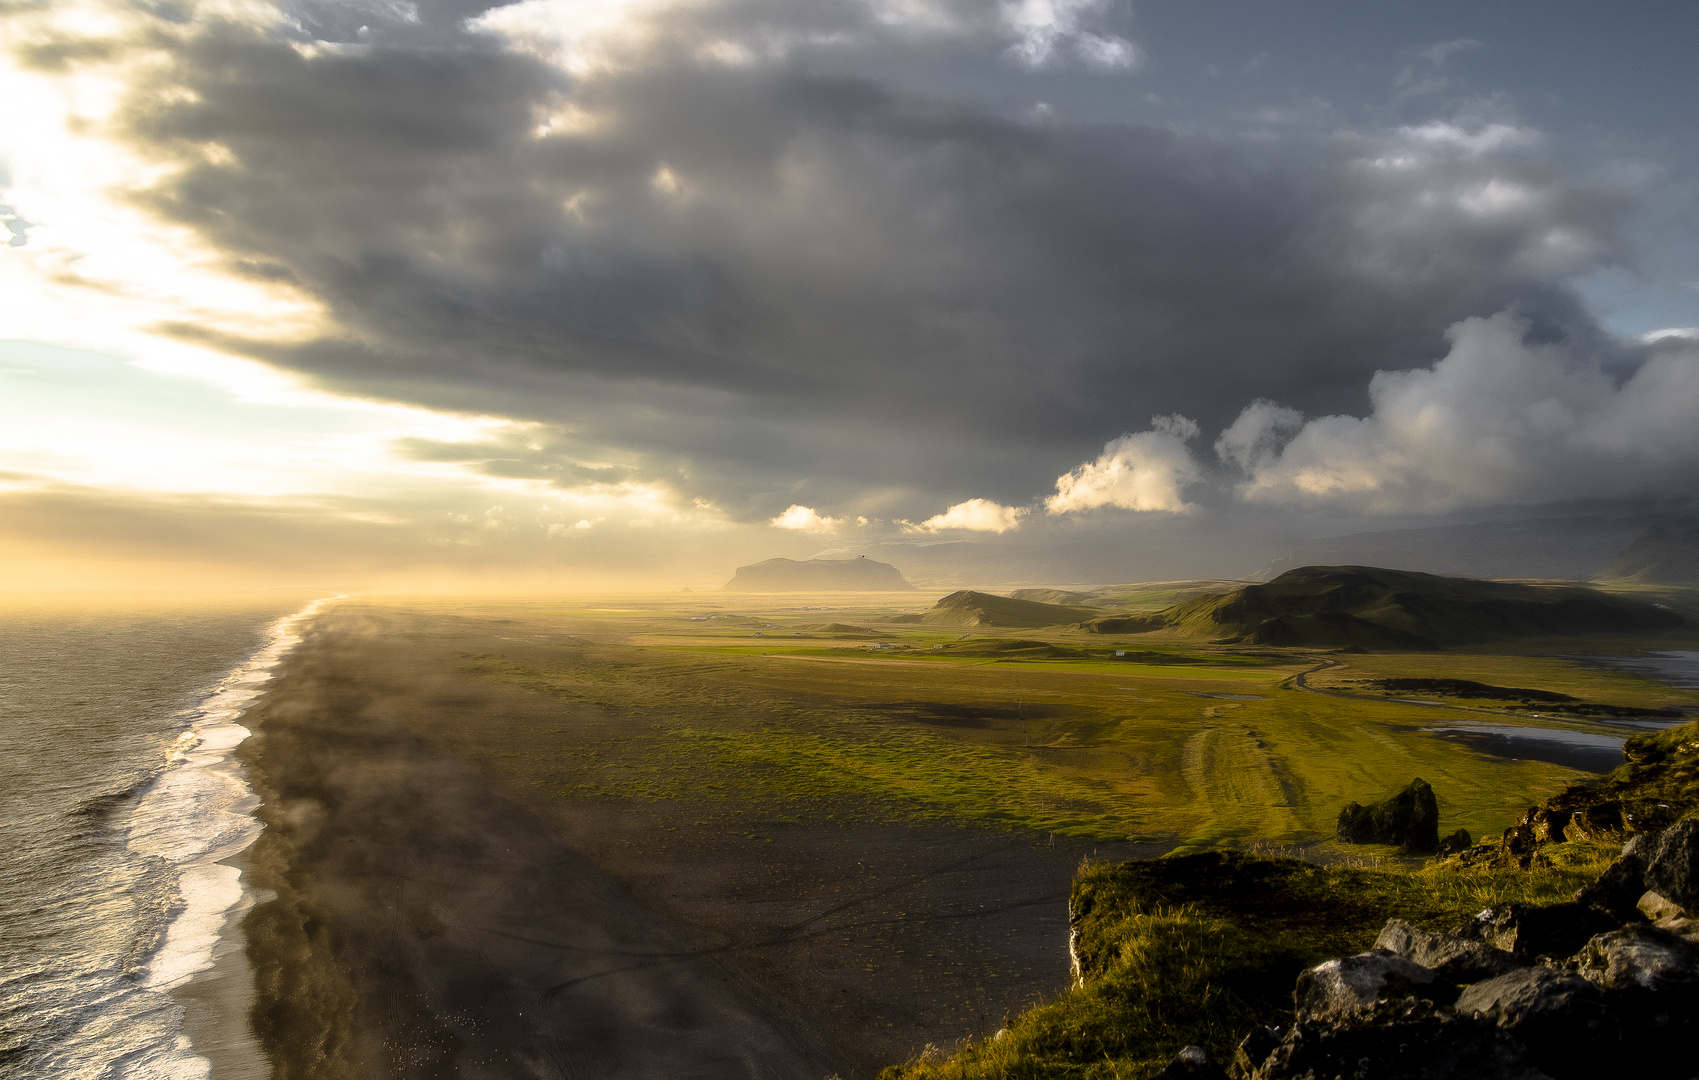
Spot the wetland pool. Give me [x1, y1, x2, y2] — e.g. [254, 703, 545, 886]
[1423, 723, 1635, 773]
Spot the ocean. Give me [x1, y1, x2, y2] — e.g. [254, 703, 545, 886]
[0, 598, 324, 1079]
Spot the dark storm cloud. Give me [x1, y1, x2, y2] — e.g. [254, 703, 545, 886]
[84, 0, 1639, 519]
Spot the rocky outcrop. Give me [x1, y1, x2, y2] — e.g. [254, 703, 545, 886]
[1336, 778, 1441, 852]
[1236, 999, 1550, 1080]
[1220, 820, 1699, 1080]
[1295, 952, 1455, 1021]
[1456, 901, 1617, 960]
[1374, 919, 1523, 983]
[1454, 967, 1611, 1078]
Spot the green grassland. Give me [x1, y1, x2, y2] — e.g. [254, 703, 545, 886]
[415, 585, 1699, 857]
[355, 586, 1699, 1079]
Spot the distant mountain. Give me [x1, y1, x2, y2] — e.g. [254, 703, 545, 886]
[1133, 565, 1684, 649]
[1595, 526, 1699, 584]
[1007, 588, 1103, 606]
[723, 557, 916, 592]
[920, 590, 1104, 628]
[1258, 517, 1657, 582]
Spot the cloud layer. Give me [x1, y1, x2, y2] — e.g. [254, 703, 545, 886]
[5, 2, 1646, 512]
[1, 0, 1692, 589]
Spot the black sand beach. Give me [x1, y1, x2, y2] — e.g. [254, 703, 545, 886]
[236, 604, 1157, 1079]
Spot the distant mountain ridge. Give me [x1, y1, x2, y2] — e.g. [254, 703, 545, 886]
[723, 557, 915, 592]
[1595, 526, 1699, 584]
[1143, 565, 1684, 649]
[904, 566, 1686, 648]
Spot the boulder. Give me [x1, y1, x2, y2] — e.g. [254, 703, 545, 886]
[1652, 914, 1699, 944]
[1455, 966, 1611, 1080]
[1337, 779, 1441, 852]
[1247, 999, 1551, 1080]
[1574, 924, 1699, 997]
[1294, 950, 1454, 1022]
[1573, 924, 1699, 1073]
[1374, 919, 1524, 983]
[1459, 902, 1617, 960]
[1573, 834, 1654, 920]
[1638, 890, 1690, 921]
[1435, 828, 1472, 856]
[1642, 818, 1699, 912]
[1152, 1045, 1227, 1080]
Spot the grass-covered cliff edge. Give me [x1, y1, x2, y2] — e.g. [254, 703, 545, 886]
[879, 720, 1699, 1080]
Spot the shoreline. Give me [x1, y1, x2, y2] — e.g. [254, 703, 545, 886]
[232, 602, 1151, 1078]
[171, 847, 271, 1080]
[146, 599, 331, 1079]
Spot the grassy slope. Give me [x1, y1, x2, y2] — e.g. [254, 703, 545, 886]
[882, 844, 1619, 1080]
[1158, 566, 1686, 648]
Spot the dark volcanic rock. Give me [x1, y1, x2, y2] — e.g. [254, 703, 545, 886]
[1153, 1045, 1227, 1080]
[1575, 924, 1699, 998]
[1435, 828, 1471, 856]
[1337, 778, 1441, 852]
[1642, 818, 1699, 912]
[1294, 951, 1455, 1022]
[1455, 966, 1612, 1080]
[1248, 999, 1551, 1080]
[1574, 834, 1654, 920]
[1460, 902, 1617, 960]
[1574, 924, 1699, 1071]
[1374, 919, 1524, 983]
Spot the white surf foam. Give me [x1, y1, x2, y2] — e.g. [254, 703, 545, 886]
[118, 596, 337, 1078]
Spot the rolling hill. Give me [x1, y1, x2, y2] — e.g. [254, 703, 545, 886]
[1143, 565, 1684, 648]
[919, 590, 1105, 628]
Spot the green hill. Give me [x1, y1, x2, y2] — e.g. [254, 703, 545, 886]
[1156, 565, 1684, 649]
[1595, 525, 1699, 584]
[920, 590, 1104, 628]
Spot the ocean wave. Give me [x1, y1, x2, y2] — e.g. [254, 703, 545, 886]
[110, 597, 335, 1079]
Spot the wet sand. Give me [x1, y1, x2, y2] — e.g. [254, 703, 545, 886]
[237, 604, 1159, 1078]
[174, 847, 272, 1080]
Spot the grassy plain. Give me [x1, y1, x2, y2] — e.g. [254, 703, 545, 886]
[317, 587, 1699, 1078]
[428, 588, 1699, 857]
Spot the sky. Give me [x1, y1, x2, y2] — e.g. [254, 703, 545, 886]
[1, 0, 1696, 591]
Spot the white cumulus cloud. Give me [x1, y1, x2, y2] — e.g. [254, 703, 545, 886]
[1227, 310, 1699, 512]
[769, 504, 842, 532]
[904, 497, 1028, 533]
[1046, 415, 1202, 514]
